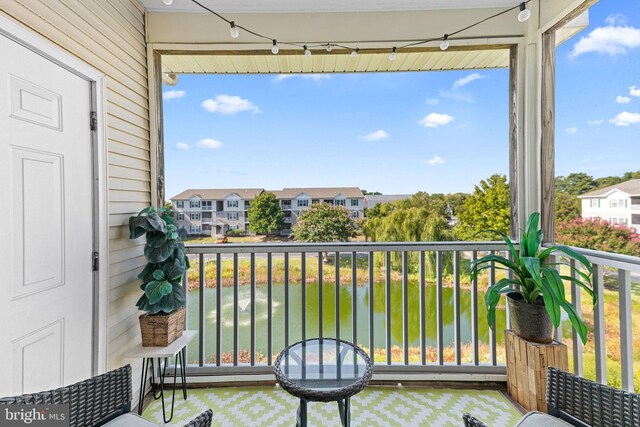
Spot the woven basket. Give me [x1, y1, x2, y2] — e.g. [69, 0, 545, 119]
[139, 307, 185, 347]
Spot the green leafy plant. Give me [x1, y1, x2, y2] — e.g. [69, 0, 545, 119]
[129, 206, 189, 314]
[470, 212, 595, 344]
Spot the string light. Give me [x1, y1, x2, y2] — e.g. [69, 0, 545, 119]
[440, 35, 449, 51]
[389, 47, 397, 61]
[229, 21, 239, 38]
[161, 0, 173, 5]
[517, 2, 531, 22]
[183, 0, 530, 57]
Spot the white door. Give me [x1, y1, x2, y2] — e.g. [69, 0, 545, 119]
[0, 33, 94, 396]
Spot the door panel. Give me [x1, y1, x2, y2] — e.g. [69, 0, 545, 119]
[0, 33, 94, 396]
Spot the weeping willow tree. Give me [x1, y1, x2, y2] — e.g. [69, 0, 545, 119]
[364, 207, 455, 278]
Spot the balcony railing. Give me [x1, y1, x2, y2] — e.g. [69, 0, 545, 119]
[181, 241, 639, 389]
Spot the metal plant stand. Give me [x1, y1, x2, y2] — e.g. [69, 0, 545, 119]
[274, 338, 373, 427]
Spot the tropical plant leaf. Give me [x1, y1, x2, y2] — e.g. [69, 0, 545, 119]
[137, 263, 157, 282]
[560, 300, 589, 345]
[524, 212, 540, 256]
[560, 275, 597, 305]
[144, 279, 173, 305]
[163, 257, 186, 283]
[158, 284, 186, 313]
[472, 254, 522, 277]
[152, 269, 165, 281]
[485, 278, 521, 328]
[542, 266, 565, 301]
[129, 215, 150, 239]
[146, 213, 167, 233]
[537, 277, 562, 327]
[521, 257, 542, 284]
[539, 245, 593, 274]
[146, 231, 168, 248]
[144, 239, 177, 263]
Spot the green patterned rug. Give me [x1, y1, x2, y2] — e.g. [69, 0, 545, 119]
[143, 386, 522, 426]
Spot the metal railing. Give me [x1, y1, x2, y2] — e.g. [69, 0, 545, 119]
[182, 241, 515, 380]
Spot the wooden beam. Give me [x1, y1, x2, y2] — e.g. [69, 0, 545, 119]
[153, 50, 165, 206]
[508, 45, 519, 240]
[546, 0, 599, 35]
[541, 31, 555, 243]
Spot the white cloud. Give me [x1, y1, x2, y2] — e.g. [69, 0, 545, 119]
[630, 86, 640, 97]
[565, 127, 578, 134]
[363, 130, 389, 141]
[588, 119, 604, 126]
[453, 73, 486, 89]
[176, 142, 189, 151]
[609, 112, 640, 127]
[438, 89, 475, 103]
[425, 98, 440, 105]
[570, 26, 640, 58]
[425, 156, 446, 166]
[274, 74, 331, 82]
[163, 90, 185, 100]
[201, 95, 261, 114]
[616, 95, 631, 104]
[419, 113, 454, 128]
[197, 138, 224, 149]
[605, 14, 628, 26]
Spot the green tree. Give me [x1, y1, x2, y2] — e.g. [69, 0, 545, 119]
[555, 173, 595, 196]
[554, 191, 581, 225]
[247, 192, 284, 235]
[292, 203, 357, 243]
[556, 218, 640, 256]
[455, 174, 510, 240]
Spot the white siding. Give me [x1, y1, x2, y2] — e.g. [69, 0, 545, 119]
[0, 0, 150, 407]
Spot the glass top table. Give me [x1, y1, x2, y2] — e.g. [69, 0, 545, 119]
[274, 338, 372, 427]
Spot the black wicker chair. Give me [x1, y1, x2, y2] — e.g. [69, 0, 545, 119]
[0, 365, 213, 427]
[463, 367, 640, 427]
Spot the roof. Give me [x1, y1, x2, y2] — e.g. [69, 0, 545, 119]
[171, 188, 265, 200]
[579, 179, 640, 198]
[364, 194, 413, 207]
[270, 187, 364, 199]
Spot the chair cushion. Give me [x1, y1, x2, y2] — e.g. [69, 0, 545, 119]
[102, 413, 158, 427]
[516, 412, 573, 427]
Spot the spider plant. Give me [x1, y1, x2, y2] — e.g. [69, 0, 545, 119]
[470, 212, 595, 344]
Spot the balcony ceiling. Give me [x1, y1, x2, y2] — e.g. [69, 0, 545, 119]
[140, 0, 523, 13]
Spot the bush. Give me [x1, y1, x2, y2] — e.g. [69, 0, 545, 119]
[226, 229, 246, 237]
[556, 218, 640, 256]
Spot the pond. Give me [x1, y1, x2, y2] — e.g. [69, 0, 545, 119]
[185, 281, 508, 364]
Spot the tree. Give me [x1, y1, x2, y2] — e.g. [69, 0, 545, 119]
[554, 173, 595, 196]
[455, 174, 510, 240]
[292, 203, 357, 244]
[362, 190, 381, 195]
[556, 218, 640, 256]
[554, 191, 581, 225]
[247, 192, 284, 235]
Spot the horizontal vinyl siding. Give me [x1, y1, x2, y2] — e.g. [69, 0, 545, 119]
[0, 0, 150, 408]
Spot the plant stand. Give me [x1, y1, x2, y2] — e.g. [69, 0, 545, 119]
[505, 329, 568, 413]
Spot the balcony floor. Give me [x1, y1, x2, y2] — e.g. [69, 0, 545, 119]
[142, 385, 522, 426]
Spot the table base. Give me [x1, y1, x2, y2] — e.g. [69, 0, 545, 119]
[296, 397, 351, 427]
[137, 348, 187, 423]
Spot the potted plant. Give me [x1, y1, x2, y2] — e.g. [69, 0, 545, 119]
[129, 206, 189, 346]
[471, 212, 595, 344]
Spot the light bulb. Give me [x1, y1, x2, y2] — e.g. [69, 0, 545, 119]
[161, 0, 172, 5]
[229, 22, 239, 39]
[440, 35, 449, 51]
[304, 45, 311, 57]
[271, 40, 279, 55]
[518, 3, 531, 22]
[389, 47, 397, 61]
[351, 48, 359, 58]
[326, 44, 333, 52]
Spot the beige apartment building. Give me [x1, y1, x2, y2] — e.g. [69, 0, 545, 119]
[171, 187, 365, 236]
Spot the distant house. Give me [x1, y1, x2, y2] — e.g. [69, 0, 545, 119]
[364, 194, 413, 209]
[578, 179, 640, 231]
[171, 187, 365, 236]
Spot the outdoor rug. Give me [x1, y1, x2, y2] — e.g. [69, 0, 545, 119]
[143, 386, 522, 426]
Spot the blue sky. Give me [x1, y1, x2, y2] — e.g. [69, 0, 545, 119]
[163, 1, 640, 198]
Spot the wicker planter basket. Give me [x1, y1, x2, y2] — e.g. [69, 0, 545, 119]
[139, 307, 185, 347]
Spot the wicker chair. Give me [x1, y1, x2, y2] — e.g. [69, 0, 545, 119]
[463, 367, 640, 427]
[0, 365, 213, 427]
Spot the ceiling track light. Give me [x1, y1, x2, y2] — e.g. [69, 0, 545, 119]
[389, 47, 397, 61]
[271, 39, 279, 54]
[304, 45, 311, 57]
[161, 0, 173, 5]
[351, 48, 359, 58]
[440, 34, 450, 51]
[518, 2, 531, 22]
[229, 21, 239, 38]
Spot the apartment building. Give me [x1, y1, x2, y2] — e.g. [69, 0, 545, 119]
[578, 179, 640, 232]
[171, 187, 365, 236]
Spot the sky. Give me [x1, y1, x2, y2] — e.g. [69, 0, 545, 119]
[163, 0, 640, 198]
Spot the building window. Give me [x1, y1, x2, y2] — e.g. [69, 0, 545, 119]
[228, 212, 239, 220]
[350, 211, 359, 219]
[282, 200, 291, 207]
[202, 201, 212, 210]
[202, 212, 212, 219]
[175, 201, 184, 208]
[202, 224, 211, 231]
[611, 217, 628, 225]
[190, 200, 201, 208]
[298, 199, 309, 207]
[229, 225, 238, 230]
[589, 199, 600, 208]
[176, 213, 184, 220]
[351, 199, 359, 207]
[190, 226, 201, 233]
[632, 214, 640, 224]
[190, 213, 200, 221]
[335, 199, 345, 206]
[227, 200, 239, 208]
[610, 199, 627, 208]
[245, 201, 251, 209]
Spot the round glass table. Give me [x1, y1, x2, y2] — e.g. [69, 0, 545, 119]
[274, 338, 373, 427]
